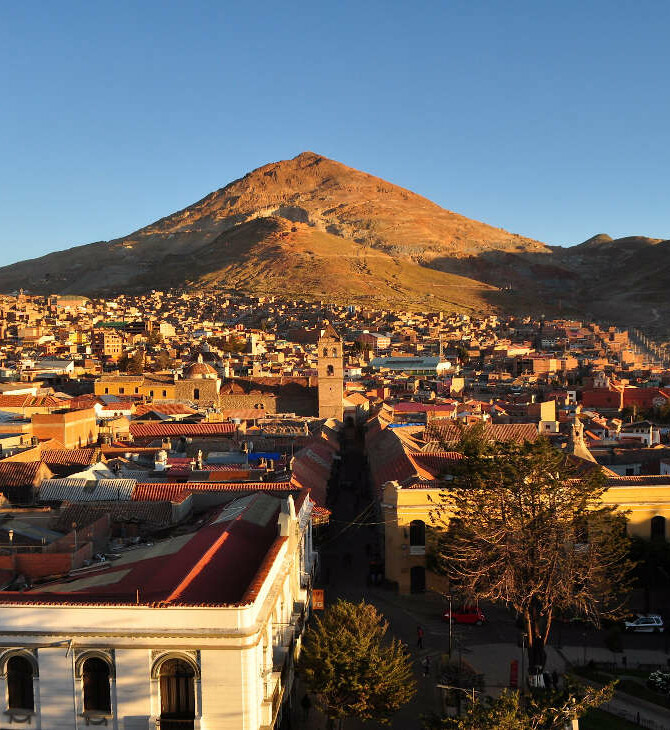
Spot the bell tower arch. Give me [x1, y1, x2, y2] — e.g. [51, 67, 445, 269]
[317, 324, 344, 420]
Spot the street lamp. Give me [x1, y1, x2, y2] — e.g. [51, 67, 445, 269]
[446, 594, 453, 658]
[520, 632, 527, 690]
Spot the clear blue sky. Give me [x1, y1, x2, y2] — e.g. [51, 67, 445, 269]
[1, 0, 668, 264]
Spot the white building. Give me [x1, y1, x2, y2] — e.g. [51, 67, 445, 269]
[0, 490, 316, 729]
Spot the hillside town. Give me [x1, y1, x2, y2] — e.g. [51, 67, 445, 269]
[0, 288, 669, 728]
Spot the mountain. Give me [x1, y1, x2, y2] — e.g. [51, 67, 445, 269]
[0, 152, 667, 327]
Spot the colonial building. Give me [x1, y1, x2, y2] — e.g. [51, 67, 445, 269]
[371, 418, 670, 594]
[0, 490, 317, 729]
[95, 362, 220, 408]
[317, 325, 343, 421]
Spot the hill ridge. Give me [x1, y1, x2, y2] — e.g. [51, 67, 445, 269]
[0, 152, 667, 330]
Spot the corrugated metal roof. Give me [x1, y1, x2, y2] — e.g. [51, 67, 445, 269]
[39, 478, 136, 502]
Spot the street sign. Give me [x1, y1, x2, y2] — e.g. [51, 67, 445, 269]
[312, 589, 325, 610]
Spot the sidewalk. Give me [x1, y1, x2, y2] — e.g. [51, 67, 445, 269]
[560, 643, 670, 669]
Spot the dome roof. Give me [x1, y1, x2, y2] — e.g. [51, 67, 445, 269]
[184, 356, 218, 379]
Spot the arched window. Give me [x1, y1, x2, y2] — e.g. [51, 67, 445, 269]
[322, 348, 328, 357]
[193, 388, 200, 400]
[651, 515, 666, 540]
[409, 520, 426, 546]
[160, 659, 195, 727]
[6, 655, 34, 711]
[82, 657, 111, 714]
[327, 365, 334, 376]
[331, 347, 337, 357]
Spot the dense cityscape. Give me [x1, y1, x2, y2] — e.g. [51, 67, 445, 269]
[0, 289, 667, 727]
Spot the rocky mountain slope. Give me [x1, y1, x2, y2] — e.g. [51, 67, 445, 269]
[0, 152, 666, 325]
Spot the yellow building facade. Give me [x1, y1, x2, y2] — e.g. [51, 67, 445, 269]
[382, 476, 670, 595]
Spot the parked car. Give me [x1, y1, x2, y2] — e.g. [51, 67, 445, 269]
[442, 606, 486, 625]
[624, 614, 664, 633]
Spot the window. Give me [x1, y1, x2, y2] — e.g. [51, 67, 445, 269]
[6, 655, 34, 711]
[327, 365, 334, 376]
[104, 388, 109, 394]
[82, 657, 111, 714]
[332, 348, 337, 357]
[160, 659, 195, 727]
[162, 390, 167, 397]
[119, 387, 124, 394]
[135, 387, 139, 394]
[410, 565, 425, 593]
[409, 520, 426, 546]
[193, 388, 200, 400]
[651, 515, 666, 541]
[322, 348, 328, 357]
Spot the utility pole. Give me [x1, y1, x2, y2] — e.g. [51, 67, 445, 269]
[446, 594, 453, 658]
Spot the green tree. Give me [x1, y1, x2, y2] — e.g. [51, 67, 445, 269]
[432, 427, 633, 676]
[119, 349, 144, 375]
[145, 329, 163, 347]
[423, 682, 615, 730]
[154, 350, 174, 371]
[298, 599, 416, 726]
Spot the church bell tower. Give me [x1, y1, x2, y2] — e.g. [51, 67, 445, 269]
[317, 324, 344, 420]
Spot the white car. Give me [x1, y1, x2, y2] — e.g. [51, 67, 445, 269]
[624, 614, 665, 633]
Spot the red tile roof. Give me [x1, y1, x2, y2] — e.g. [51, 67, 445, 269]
[0, 461, 51, 487]
[392, 402, 456, 413]
[55, 500, 174, 530]
[605, 476, 670, 486]
[0, 395, 69, 409]
[133, 403, 197, 418]
[132, 481, 293, 502]
[129, 422, 237, 438]
[428, 422, 539, 445]
[42, 449, 100, 467]
[409, 451, 464, 479]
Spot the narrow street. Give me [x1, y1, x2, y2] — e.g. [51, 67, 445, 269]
[304, 426, 445, 729]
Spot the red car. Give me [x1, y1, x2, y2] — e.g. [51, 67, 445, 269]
[442, 606, 486, 625]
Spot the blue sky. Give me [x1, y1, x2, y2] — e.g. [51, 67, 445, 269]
[1, 0, 668, 264]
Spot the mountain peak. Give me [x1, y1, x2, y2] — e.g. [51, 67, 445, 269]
[0, 152, 549, 308]
[293, 150, 322, 161]
[576, 233, 613, 248]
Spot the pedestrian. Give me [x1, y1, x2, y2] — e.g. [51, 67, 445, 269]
[300, 693, 311, 722]
[417, 625, 424, 649]
[422, 656, 431, 676]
